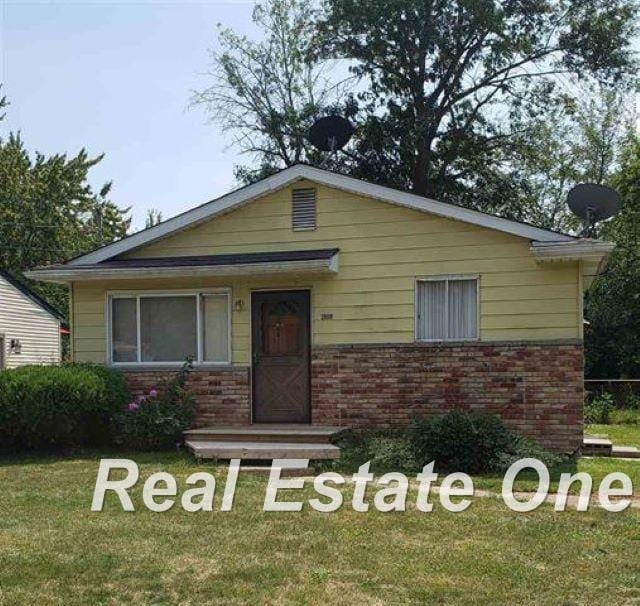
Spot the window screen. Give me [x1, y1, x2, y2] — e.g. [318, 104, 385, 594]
[201, 294, 229, 362]
[140, 296, 198, 362]
[111, 298, 138, 362]
[417, 278, 478, 341]
[109, 291, 230, 364]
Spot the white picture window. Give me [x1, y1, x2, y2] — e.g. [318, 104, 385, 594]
[109, 291, 231, 365]
[416, 277, 478, 341]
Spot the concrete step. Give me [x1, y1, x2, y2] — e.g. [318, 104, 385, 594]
[185, 439, 341, 461]
[583, 437, 613, 456]
[184, 424, 345, 444]
[611, 445, 640, 459]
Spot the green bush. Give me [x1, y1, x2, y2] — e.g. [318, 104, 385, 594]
[610, 408, 640, 425]
[112, 362, 196, 451]
[624, 392, 640, 411]
[0, 364, 130, 452]
[493, 433, 562, 472]
[320, 429, 418, 473]
[409, 409, 561, 474]
[364, 434, 418, 470]
[584, 392, 613, 424]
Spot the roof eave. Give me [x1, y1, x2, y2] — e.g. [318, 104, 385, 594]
[25, 256, 340, 284]
[530, 239, 615, 267]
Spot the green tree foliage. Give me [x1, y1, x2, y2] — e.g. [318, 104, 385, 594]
[192, 0, 348, 183]
[585, 134, 640, 378]
[0, 97, 130, 315]
[504, 86, 630, 231]
[144, 208, 163, 229]
[317, 0, 637, 201]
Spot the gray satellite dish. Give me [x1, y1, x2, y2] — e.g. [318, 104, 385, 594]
[308, 116, 354, 162]
[567, 183, 621, 237]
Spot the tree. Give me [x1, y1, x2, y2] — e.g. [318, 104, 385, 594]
[585, 134, 640, 378]
[315, 0, 636, 201]
[0, 120, 130, 314]
[145, 208, 163, 229]
[499, 85, 630, 232]
[192, 0, 348, 183]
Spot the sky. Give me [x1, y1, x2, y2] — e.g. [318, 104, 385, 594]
[0, 0, 261, 229]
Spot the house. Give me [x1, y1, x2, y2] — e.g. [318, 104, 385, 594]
[26, 164, 614, 453]
[0, 269, 64, 368]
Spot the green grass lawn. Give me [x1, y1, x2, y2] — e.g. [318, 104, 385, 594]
[1, 452, 639, 605]
[587, 422, 640, 449]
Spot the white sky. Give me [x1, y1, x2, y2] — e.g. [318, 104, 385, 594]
[1, 0, 260, 230]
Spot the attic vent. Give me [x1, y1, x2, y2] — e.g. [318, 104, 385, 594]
[292, 188, 317, 231]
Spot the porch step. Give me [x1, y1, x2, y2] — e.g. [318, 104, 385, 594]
[183, 424, 346, 444]
[611, 445, 640, 459]
[583, 437, 613, 456]
[185, 439, 341, 461]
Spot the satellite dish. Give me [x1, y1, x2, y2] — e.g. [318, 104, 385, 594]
[567, 183, 621, 237]
[308, 116, 354, 153]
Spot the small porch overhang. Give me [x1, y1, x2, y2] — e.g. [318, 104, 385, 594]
[530, 239, 615, 289]
[25, 248, 340, 283]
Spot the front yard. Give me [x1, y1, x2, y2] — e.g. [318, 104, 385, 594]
[1, 448, 639, 605]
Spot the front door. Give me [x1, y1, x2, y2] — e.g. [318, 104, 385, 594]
[251, 290, 310, 423]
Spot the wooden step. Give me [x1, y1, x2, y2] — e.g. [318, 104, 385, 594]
[611, 445, 640, 459]
[583, 437, 613, 456]
[185, 439, 341, 461]
[184, 424, 346, 444]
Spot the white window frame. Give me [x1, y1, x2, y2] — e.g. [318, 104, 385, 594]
[106, 288, 232, 366]
[414, 275, 480, 343]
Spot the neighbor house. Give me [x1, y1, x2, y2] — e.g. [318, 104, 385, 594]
[0, 269, 63, 368]
[27, 165, 614, 452]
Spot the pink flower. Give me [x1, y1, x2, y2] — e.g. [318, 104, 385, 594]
[127, 402, 140, 412]
[149, 389, 158, 398]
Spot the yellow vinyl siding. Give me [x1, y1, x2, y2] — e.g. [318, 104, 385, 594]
[72, 180, 581, 364]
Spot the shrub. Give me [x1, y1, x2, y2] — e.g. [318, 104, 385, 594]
[0, 364, 130, 452]
[320, 429, 418, 473]
[584, 392, 613, 424]
[362, 433, 418, 471]
[112, 361, 196, 450]
[493, 433, 563, 472]
[409, 409, 561, 474]
[610, 408, 640, 425]
[624, 392, 640, 411]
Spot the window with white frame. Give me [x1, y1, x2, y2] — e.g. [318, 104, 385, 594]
[416, 277, 478, 341]
[109, 291, 230, 364]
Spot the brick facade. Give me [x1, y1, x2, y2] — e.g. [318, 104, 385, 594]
[311, 341, 584, 453]
[125, 367, 251, 427]
[123, 340, 584, 453]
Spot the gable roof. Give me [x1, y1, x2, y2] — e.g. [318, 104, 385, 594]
[0, 269, 64, 321]
[65, 164, 573, 267]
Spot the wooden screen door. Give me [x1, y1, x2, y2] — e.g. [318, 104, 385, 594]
[251, 290, 311, 423]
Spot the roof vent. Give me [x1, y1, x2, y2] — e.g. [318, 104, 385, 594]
[292, 188, 317, 231]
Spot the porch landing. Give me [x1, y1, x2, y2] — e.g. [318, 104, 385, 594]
[184, 425, 346, 461]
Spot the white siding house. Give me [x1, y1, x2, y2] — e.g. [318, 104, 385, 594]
[0, 270, 63, 369]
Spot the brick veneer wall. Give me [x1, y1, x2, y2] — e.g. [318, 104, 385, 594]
[124, 367, 250, 427]
[311, 341, 584, 453]
[122, 340, 584, 453]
